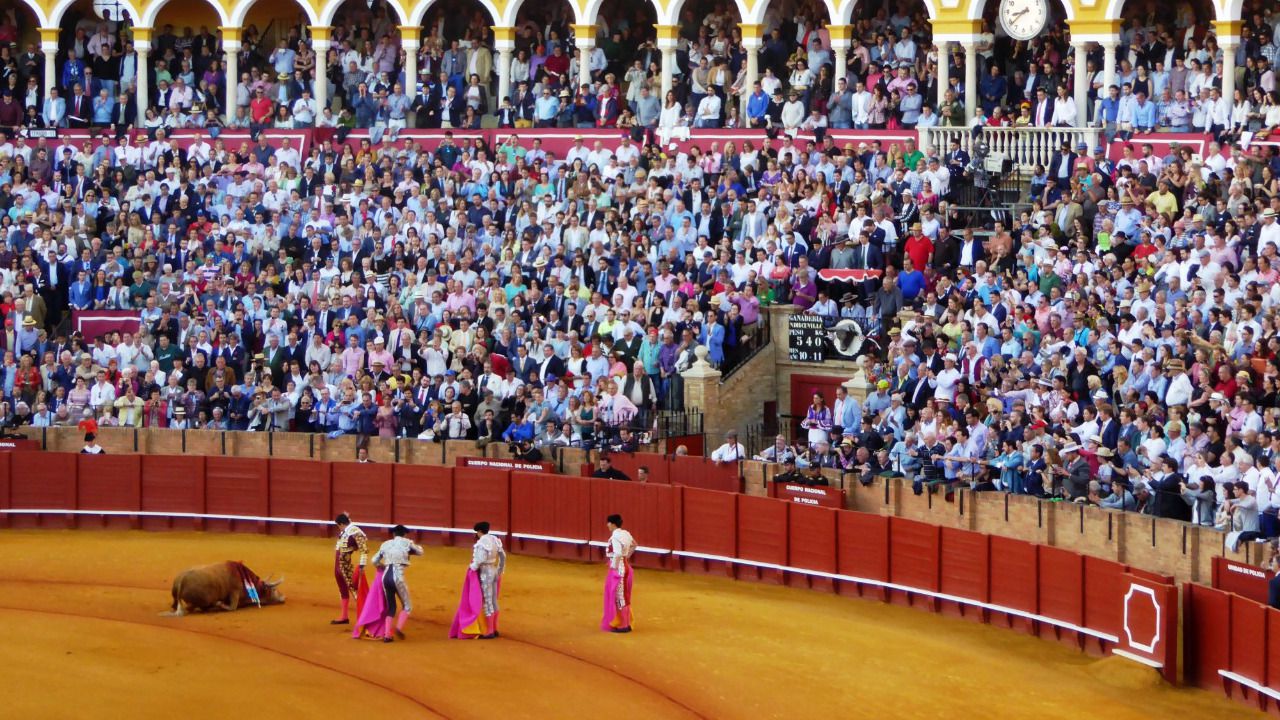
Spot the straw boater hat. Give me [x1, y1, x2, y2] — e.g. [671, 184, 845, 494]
[1164, 358, 1185, 372]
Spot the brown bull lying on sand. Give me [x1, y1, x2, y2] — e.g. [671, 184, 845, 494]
[168, 561, 285, 615]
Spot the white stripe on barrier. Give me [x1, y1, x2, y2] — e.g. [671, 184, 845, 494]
[0, 509, 483, 536]
[1218, 670, 1280, 701]
[1, 507, 1117, 642]
[511, 532, 589, 545]
[1111, 649, 1164, 669]
[671, 549, 1120, 643]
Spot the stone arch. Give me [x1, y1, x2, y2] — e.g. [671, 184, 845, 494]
[228, 0, 319, 27]
[408, 0, 500, 27]
[657, 0, 750, 28]
[141, 0, 232, 28]
[48, 0, 144, 26]
[318, 0, 410, 26]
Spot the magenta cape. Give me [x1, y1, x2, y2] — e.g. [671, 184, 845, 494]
[449, 568, 500, 639]
[600, 561, 634, 632]
[352, 568, 388, 639]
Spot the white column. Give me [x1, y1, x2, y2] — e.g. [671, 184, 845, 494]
[962, 40, 977, 121]
[1073, 43, 1087, 128]
[742, 36, 761, 117]
[1100, 39, 1117, 97]
[575, 37, 595, 91]
[41, 41, 57, 99]
[403, 40, 419, 93]
[657, 28, 678, 99]
[1220, 41, 1238, 104]
[936, 42, 950, 112]
[831, 43, 849, 85]
[136, 41, 150, 126]
[312, 39, 330, 117]
[497, 48, 513, 102]
[224, 41, 240, 124]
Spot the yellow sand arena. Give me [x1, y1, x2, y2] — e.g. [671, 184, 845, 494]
[1, 530, 1260, 719]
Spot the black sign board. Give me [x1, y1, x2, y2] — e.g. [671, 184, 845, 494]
[788, 314, 826, 363]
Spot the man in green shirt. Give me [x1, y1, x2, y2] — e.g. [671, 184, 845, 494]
[154, 334, 179, 374]
[902, 138, 924, 170]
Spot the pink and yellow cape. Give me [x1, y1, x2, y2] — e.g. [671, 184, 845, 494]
[601, 560, 634, 632]
[449, 568, 500, 639]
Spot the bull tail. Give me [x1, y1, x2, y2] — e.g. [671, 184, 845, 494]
[162, 575, 185, 617]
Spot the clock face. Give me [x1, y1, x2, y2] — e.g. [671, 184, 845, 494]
[999, 0, 1049, 41]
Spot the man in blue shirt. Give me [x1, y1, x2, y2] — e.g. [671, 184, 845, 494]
[1132, 91, 1156, 132]
[1095, 85, 1119, 140]
[746, 82, 769, 128]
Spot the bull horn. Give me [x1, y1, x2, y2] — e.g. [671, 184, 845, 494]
[266, 575, 285, 587]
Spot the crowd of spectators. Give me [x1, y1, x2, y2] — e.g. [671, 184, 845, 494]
[5, 2, 1280, 540]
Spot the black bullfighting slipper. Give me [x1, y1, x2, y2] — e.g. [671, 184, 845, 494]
[382, 637, 394, 643]
[478, 633, 497, 640]
[330, 619, 350, 625]
[395, 629, 406, 640]
[611, 627, 632, 633]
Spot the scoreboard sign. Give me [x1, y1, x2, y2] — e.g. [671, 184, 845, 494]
[788, 314, 826, 363]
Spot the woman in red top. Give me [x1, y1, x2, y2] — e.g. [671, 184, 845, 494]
[13, 354, 41, 406]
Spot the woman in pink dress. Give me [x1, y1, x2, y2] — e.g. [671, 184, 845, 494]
[373, 395, 397, 439]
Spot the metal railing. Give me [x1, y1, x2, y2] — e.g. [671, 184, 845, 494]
[922, 126, 1104, 170]
[652, 408, 703, 439]
[743, 414, 796, 458]
[720, 318, 772, 380]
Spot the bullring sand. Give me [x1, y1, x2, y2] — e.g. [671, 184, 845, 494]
[0, 530, 1261, 719]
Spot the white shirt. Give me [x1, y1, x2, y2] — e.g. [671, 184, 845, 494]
[696, 94, 722, 121]
[607, 528, 636, 573]
[1164, 371, 1193, 406]
[1259, 220, 1280, 254]
[933, 367, 961, 402]
[711, 442, 747, 463]
[1051, 96, 1077, 126]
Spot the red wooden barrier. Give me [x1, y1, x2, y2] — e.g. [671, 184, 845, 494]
[940, 528, 989, 621]
[769, 480, 844, 508]
[1184, 584, 1232, 688]
[1037, 546, 1085, 645]
[680, 487, 737, 574]
[140, 455, 205, 531]
[267, 459, 331, 536]
[669, 456, 740, 492]
[786, 504, 837, 591]
[1115, 573, 1179, 683]
[989, 536, 1038, 633]
[204, 457, 269, 532]
[1083, 557, 1125, 647]
[510, 472, 592, 560]
[888, 517, 940, 608]
[392, 465, 454, 545]
[1214, 556, 1272, 605]
[836, 512, 889, 600]
[0, 452, 10, 528]
[76, 454, 142, 530]
[1268, 610, 1280, 693]
[453, 467, 510, 535]
[11, 449, 1275, 700]
[587, 481, 676, 569]
[1231, 594, 1269, 689]
[332, 462, 394, 527]
[735, 495, 788, 583]
[606, 452, 670, 484]
[9, 452, 77, 529]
